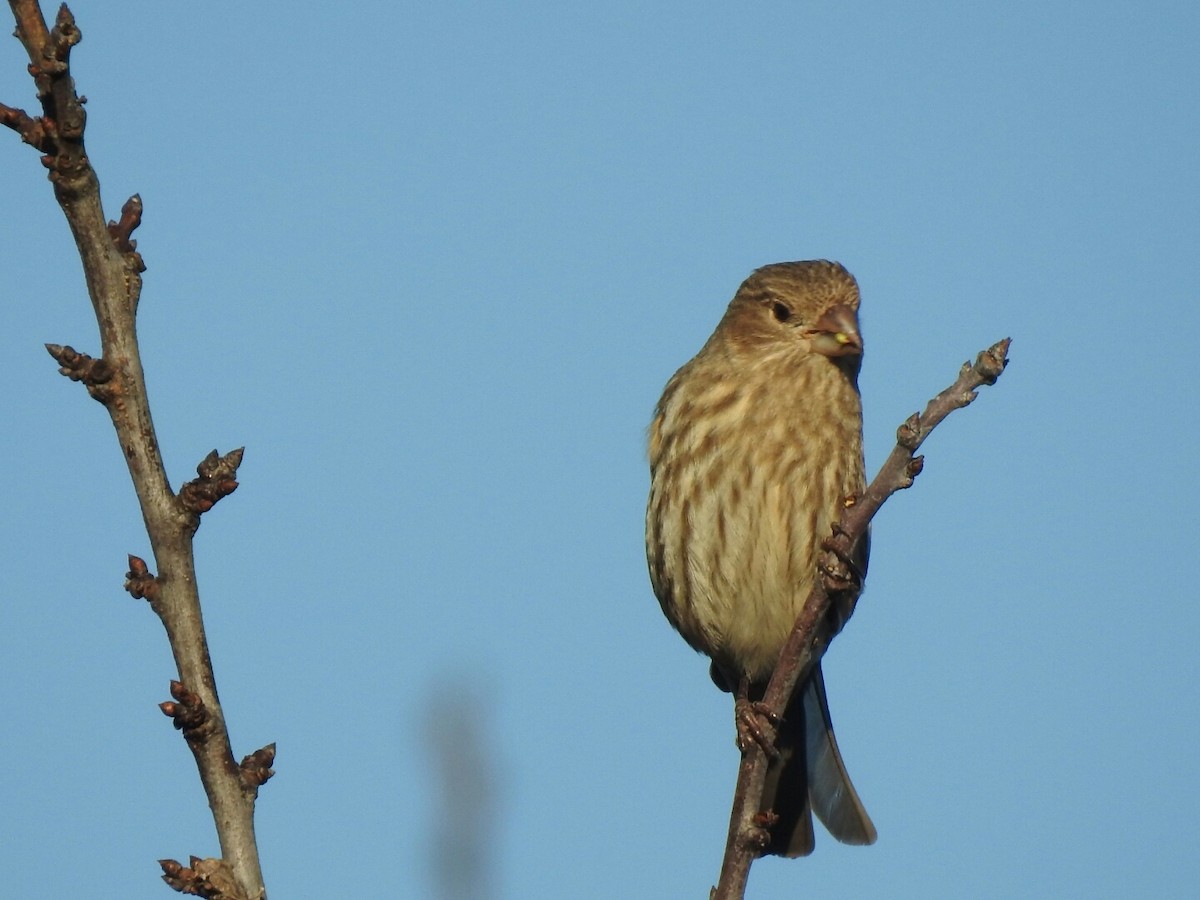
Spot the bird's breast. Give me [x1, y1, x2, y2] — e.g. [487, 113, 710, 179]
[647, 356, 864, 682]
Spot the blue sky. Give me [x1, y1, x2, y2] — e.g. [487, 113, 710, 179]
[2, 2, 1197, 898]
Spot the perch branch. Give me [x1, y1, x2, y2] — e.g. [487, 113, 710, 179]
[712, 338, 1011, 899]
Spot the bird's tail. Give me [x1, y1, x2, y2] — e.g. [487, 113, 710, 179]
[761, 663, 876, 857]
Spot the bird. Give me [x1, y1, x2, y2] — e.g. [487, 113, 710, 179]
[645, 260, 876, 856]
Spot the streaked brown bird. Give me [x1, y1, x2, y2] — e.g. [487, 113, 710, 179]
[645, 260, 876, 857]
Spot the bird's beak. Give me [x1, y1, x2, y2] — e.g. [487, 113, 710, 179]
[809, 304, 862, 358]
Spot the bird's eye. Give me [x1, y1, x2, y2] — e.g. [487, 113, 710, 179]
[771, 301, 792, 323]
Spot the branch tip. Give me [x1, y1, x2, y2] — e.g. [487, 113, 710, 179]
[47, 4, 80, 65]
[160, 858, 183, 877]
[45, 342, 116, 401]
[8, 1, 91, 182]
[974, 337, 1011, 384]
[0, 100, 51, 149]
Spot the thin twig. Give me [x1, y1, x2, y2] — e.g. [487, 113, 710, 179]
[6, 4, 268, 897]
[712, 338, 1011, 899]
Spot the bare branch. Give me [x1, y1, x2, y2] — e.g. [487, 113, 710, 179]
[7, 4, 268, 896]
[712, 338, 1012, 899]
[9, 0, 51, 68]
[0, 99, 52, 148]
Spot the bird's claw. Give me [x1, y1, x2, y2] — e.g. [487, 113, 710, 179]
[742, 811, 776, 855]
[819, 530, 864, 591]
[735, 698, 781, 758]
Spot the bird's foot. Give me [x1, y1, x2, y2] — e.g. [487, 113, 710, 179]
[745, 810, 778, 854]
[734, 698, 781, 758]
[819, 524, 864, 591]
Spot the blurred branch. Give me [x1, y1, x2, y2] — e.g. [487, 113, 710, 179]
[6, 3, 268, 897]
[713, 338, 1011, 899]
[427, 686, 499, 900]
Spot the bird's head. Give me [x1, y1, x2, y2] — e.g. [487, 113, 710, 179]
[716, 260, 863, 374]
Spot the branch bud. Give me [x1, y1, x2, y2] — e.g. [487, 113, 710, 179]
[124, 554, 158, 601]
[179, 448, 245, 516]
